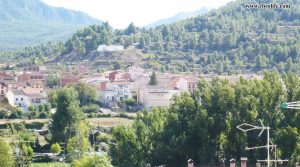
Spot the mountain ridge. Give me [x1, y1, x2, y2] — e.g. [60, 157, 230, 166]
[145, 7, 210, 28]
[0, 0, 103, 50]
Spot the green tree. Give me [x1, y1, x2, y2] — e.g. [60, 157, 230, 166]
[48, 90, 58, 108]
[67, 121, 90, 160]
[113, 61, 124, 70]
[28, 105, 36, 112]
[285, 57, 293, 72]
[50, 143, 62, 155]
[125, 23, 137, 35]
[110, 126, 140, 167]
[71, 83, 97, 106]
[50, 87, 82, 143]
[104, 35, 111, 45]
[139, 37, 146, 49]
[149, 71, 158, 85]
[38, 104, 45, 112]
[0, 138, 14, 167]
[47, 75, 59, 88]
[81, 104, 100, 113]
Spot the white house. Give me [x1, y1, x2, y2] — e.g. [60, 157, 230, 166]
[157, 74, 188, 92]
[138, 85, 181, 109]
[99, 81, 133, 105]
[97, 45, 124, 52]
[6, 89, 31, 111]
[6, 88, 48, 112]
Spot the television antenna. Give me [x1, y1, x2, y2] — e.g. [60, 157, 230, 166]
[237, 120, 288, 167]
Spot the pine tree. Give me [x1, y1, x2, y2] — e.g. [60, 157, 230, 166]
[149, 71, 158, 85]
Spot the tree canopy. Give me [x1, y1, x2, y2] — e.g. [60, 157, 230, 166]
[110, 72, 300, 166]
[50, 87, 83, 143]
[0, 138, 14, 167]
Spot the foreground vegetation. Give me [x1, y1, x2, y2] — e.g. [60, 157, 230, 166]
[1, 72, 300, 166]
[107, 72, 300, 166]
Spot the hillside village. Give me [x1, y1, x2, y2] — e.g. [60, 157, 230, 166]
[1, 0, 300, 166]
[0, 62, 262, 113]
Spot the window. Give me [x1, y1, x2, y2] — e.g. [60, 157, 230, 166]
[16, 98, 18, 101]
[21, 98, 23, 101]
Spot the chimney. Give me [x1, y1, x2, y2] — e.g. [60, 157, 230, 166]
[230, 159, 235, 167]
[187, 159, 194, 167]
[241, 157, 247, 167]
[256, 163, 261, 167]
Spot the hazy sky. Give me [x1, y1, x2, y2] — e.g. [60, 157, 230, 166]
[42, 0, 234, 28]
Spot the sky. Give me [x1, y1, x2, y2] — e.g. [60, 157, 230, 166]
[42, 0, 234, 29]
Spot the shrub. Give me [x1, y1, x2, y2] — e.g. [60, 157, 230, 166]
[50, 143, 61, 154]
[9, 108, 23, 119]
[81, 104, 100, 113]
[124, 98, 136, 106]
[0, 109, 9, 119]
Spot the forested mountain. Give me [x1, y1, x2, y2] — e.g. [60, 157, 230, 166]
[0, 0, 102, 50]
[7, 0, 300, 74]
[145, 7, 210, 28]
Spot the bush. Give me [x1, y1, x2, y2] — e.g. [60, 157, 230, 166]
[28, 110, 39, 119]
[124, 98, 136, 106]
[81, 104, 100, 113]
[9, 108, 23, 119]
[0, 109, 9, 119]
[38, 112, 49, 118]
[50, 143, 61, 154]
[118, 113, 128, 118]
[87, 113, 111, 118]
[73, 155, 112, 167]
[25, 122, 45, 129]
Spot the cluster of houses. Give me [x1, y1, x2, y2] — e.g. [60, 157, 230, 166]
[0, 66, 48, 112]
[0, 64, 262, 113]
[59, 66, 201, 110]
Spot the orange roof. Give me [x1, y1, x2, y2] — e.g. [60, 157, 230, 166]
[184, 76, 200, 82]
[0, 72, 10, 78]
[22, 87, 44, 94]
[111, 80, 130, 85]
